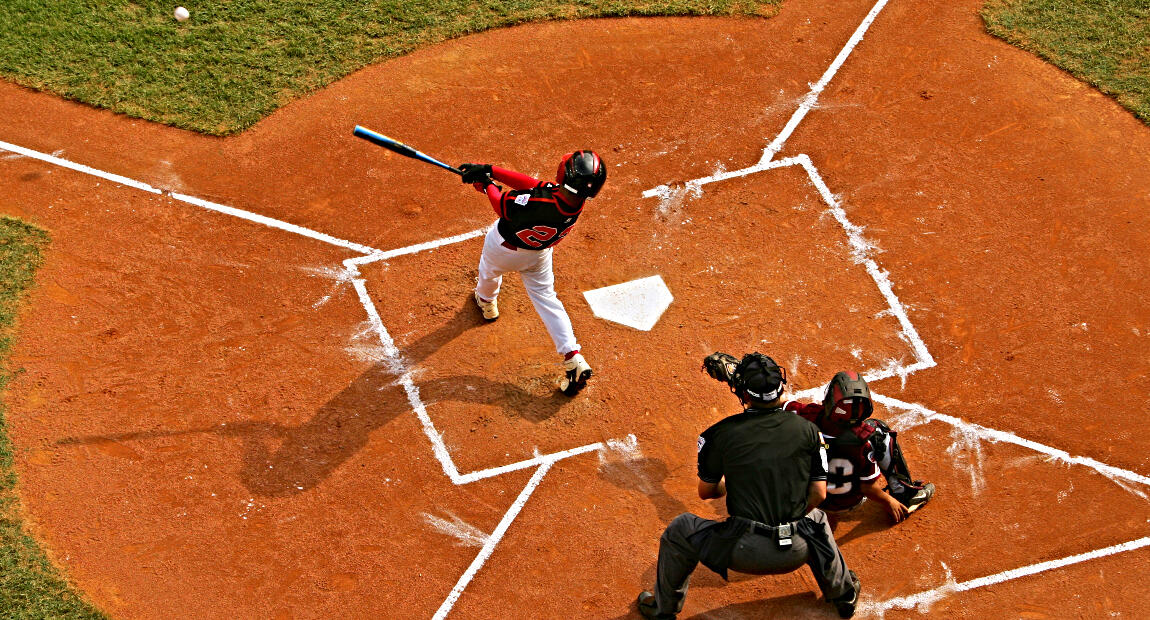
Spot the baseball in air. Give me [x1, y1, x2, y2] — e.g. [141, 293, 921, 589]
[174, 6, 190, 22]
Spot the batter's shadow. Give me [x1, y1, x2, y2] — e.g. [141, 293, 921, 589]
[56, 305, 572, 496]
[399, 296, 574, 423]
[55, 364, 571, 496]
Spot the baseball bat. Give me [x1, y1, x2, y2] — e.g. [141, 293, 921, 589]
[352, 125, 461, 176]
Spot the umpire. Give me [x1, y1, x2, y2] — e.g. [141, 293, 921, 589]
[637, 353, 860, 619]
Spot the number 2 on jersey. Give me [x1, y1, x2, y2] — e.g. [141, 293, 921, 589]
[516, 225, 558, 248]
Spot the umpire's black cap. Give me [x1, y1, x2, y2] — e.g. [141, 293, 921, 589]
[736, 353, 787, 402]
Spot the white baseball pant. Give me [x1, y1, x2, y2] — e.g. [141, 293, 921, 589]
[475, 225, 580, 355]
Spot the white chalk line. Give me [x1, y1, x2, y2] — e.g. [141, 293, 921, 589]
[433, 460, 555, 620]
[643, 155, 936, 387]
[758, 0, 889, 164]
[861, 536, 1150, 616]
[642, 0, 890, 200]
[346, 254, 631, 617]
[367, 226, 490, 264]
[0, 133, 603, 617]
[641, 155, 802, 199]
[796, 154, 935, 370]
[872, 393, 1150, 489]
[0, 139, 381, 256]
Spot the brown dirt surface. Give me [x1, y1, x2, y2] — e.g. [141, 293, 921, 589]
[1, 0, 1148, 618]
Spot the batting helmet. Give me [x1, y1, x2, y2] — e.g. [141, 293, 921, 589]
[822, 371, 874, 428]
[556, 150, 606, 198]
[732, 353, 787, 403]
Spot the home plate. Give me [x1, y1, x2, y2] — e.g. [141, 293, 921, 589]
[582, 275, 673, 331]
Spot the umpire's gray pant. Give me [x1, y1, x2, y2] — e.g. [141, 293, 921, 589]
[651, 510, 852, 619]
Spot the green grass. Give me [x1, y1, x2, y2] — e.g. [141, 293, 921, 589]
[983, 0, 1150, 123]
[0, 217, 104, 618]
[0, 0, 781, 135]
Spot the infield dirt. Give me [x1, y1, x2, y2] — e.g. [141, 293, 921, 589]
[1, 0, 1148, 617]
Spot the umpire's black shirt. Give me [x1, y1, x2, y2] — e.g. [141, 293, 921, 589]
[697, 406, 828, 526]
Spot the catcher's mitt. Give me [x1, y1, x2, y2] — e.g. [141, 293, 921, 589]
[702, 352, 740, 387]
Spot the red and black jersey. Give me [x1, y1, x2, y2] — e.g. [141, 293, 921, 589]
[785, 401, 882, 511]
[477, 166, 584, 250]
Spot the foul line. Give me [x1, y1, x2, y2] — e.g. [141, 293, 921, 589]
[759, 0, 889, 164]
[642, 0, 889, 200]
[872, 392, 1150, 489]
[0, 139, 381, 256]
[863, 536, 1150, 616]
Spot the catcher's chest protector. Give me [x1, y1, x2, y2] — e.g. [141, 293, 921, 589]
[821, 420, 884, 510]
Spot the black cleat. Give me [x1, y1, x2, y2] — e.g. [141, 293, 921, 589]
[636, 591, 659, 620]
[832, 570, 860, 619]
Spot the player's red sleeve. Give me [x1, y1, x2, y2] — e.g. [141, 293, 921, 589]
[480, 183, 506, 218]
[784, 400, 824, 425]
[491, 166, 541, 191]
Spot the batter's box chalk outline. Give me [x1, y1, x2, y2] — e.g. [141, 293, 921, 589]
[860, 393, 1150, 613]
[6, 0, 1147, 614]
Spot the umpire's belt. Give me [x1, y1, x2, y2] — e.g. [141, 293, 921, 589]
[737, 516, 799, 549]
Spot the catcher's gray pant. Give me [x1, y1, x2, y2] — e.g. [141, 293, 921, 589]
[475, 225, 580, 355]
[651, 510, 852, 619]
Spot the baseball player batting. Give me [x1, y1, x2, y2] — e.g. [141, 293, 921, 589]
[458, 152, 606, 396]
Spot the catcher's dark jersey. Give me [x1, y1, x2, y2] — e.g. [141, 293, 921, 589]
[786, 401, 881, 511]
[697, 407, 828, 526]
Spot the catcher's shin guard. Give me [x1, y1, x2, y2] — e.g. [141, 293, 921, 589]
[871, 420, 914, 487]
[559, 353, 592, 396]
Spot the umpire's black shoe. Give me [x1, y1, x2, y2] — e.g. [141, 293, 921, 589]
[636, 591, 660, 620]
[830, 570, 861, 618]
[892, 481, 936, 514]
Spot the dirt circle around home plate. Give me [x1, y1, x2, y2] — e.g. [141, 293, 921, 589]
[2, 0, 1149, 617]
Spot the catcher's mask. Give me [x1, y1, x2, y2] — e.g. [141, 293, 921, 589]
[822, 371, 873, 427]
[733, 353, 787, 403]
[556, 150, 606, 198]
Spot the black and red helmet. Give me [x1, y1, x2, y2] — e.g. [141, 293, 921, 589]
[822, 371, 874, 428]
[556, 150, 606, 198]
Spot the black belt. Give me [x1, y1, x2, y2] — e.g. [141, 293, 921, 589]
[748, 521, 796, 536]
[500, 240, 519, 251]
[739, 517, 798, 549]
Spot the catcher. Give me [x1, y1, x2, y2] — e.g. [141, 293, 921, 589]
[705, 354, 935, 523]
[784, 371, 935, 522]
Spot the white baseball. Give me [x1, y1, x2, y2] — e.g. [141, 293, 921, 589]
[174, 6, 190, 22]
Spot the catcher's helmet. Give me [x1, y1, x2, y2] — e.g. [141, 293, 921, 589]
[822, 371, 873, 428]
[556, 150, 606, 198]
[732, 353, 787, 403]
